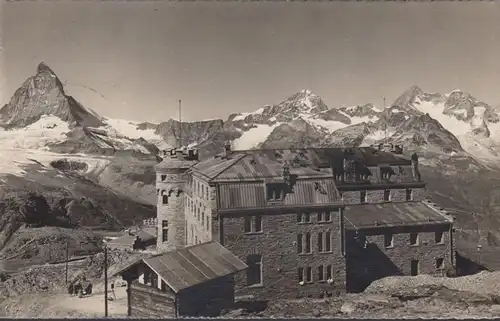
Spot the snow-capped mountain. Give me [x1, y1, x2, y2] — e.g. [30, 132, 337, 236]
[217, 86, 500, 161]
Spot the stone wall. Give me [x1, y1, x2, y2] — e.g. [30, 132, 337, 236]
[156, 169, 188, 253]
[345, 223, 453, 292]
[218, 208, 345, 300]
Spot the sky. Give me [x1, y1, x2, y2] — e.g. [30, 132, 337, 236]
[2, 1, 500, 123]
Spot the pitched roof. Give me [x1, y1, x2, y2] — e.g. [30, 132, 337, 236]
[191, 154, 246, 181]
[217, 179, 341, 210]
[192, 152, 333, 183]
[124, 242, 247, 293]
[232, 148, 412, 168]
[344, 201, 453, 230]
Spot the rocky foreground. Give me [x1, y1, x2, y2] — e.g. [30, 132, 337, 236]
[2, 254, 500, 319]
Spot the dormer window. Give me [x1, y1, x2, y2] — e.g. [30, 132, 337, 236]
[266, 183, 285, 201]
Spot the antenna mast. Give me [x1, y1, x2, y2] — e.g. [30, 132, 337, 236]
[383, 97, 388, 143]
[178, 99, 182, 149]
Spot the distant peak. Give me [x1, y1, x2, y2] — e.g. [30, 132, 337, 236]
[36, 62, 57, 76]
[406, 85, 423, 95]
[300, 89, 313, 95]
[448, 89, 463, 95]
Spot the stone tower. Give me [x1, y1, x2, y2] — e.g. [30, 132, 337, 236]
[155, 148, 199, 253]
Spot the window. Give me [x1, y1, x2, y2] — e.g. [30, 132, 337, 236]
[297, 234, 303, 253]
[161, 191, 168, 205]
[384, 234, 394, 248]
[297, 212, 311, 224]
[244, 217, 251, 233]
[326, 265, 332, 280]
[436, 258, 445, 269]
[305, 267, 313, 283]
[384, 189, 391, 201]
[156, 189, 159, 195]
[298, 267, 304, 283]
[202, 213, 205, 228]
[305, 232, 312, 253]
[244, 216, 263, 233]
[255, 216, 262, 232]
[246, 254, 262, 286]
[406, 189, 413, 201]
[317, 231, 332, 253]
[411, 259, 419, 276]
[266, 183, 285, 201]
[317, 265, 324, 282]
[162, 220, 169, 242]
[201, 184, 204, 197]
[317, 211, 332, 222]
[197, 207, 200, 221]
[195, 236, 198, 244]
[435, 231, 444, 244]
[206, 215, 210, 231]
[325, 231, 332, 252]
[409, 233, 419, 246]
[161, 175, 166, 181]
[205, 187, 209, 200]
[360, 191, 367, 203]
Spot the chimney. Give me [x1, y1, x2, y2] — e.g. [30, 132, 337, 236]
[392, 145, 403, 154]
[381, 143, 393, 153]
[282, 162, 290, 180]
[221, 141, 232, 158]
[411, 152, 421, 182]
[187, 148, 199, 161]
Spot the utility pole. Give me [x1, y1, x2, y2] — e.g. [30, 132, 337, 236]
[104, 245, 108, 317]
[65, 240, 69, 284]
[178, 99, 182, 149]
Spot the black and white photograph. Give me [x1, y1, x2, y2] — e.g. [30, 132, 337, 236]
[1, 0, 500, 318]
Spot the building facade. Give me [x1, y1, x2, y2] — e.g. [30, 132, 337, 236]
[343, 201, 455, 292]
[153, 144, 455, 301]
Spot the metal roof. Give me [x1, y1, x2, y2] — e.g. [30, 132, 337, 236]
[192, 152, 332, 183]
[231, 148, 412, 168]
[217, 179, 341, 210]
[155, 157, 198, 171]
[191, 154, 246, 181]
[142, 241, 247, 293]
[344, 201, 453, 230]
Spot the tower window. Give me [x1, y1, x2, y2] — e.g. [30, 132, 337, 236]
[161, 190, 168, 205]
[162, 220, 169, 242]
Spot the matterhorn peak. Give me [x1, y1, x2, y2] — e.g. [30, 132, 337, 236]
[36, 62, 58, 77]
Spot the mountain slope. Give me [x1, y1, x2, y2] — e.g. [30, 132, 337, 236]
[0, 63, 104, 129]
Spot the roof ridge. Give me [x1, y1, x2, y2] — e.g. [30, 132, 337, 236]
[210, 154, 248, 181]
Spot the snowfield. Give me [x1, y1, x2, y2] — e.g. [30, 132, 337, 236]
[0, 115, 156, 176]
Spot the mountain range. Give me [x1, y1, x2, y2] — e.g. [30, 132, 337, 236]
[1, 62, 500, 272]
